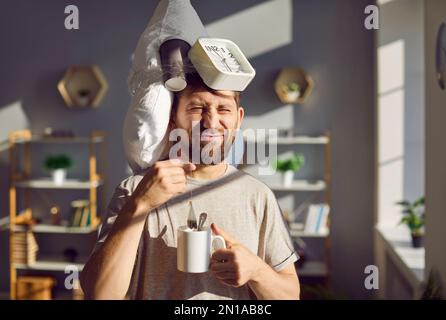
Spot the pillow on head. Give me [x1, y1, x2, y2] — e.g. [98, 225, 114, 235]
[124, 0, 208, 174]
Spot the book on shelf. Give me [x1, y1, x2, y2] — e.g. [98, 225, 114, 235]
[303, 203, 330, 235]
[79, 205, 90, 227]
[12, 231, 39, 265]
[70, 207, 83, 227]
[69, 199, 90, 227]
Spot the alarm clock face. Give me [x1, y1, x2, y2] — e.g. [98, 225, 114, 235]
[203, 43, 243, 73]
[189, 38, 256, 91]
[436, 22, 446, 90]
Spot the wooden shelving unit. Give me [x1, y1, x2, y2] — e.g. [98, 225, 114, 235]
[266, 179, 326, 192]
[243, 133, 332, 280]
[244, 135, 328, 145]
[8, 129, 106, 300]
[12, 224, 96, 234]
[288, 223, 330, 238]
[14, 257, 86, 272]
[14, 179, 103, 189]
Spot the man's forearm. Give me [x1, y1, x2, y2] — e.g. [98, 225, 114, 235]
[248, 261, 300, 300]
[80, 198, 149, 299]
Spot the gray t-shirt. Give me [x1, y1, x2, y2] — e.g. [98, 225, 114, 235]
[93, 165, 298, 300]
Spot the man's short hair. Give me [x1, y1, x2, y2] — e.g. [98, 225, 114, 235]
[170, 73, 241, 119]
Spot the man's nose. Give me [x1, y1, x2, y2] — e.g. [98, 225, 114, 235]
[201, 110, 221, 129]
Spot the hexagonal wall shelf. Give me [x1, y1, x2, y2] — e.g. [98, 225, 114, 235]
[57, 65, 108, 108]
[274, 68, 314, 104]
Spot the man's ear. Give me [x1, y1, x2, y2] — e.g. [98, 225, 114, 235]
[168, 116, 176, 130]
[237, 106, 245, 129]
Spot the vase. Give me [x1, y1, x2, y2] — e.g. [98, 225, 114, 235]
[52, 169, 67, 186]
[285, 91, 300, 102]
[411, 234, 424, 248]
[77, 96, 90, 107]
[282, 170, 294, 187]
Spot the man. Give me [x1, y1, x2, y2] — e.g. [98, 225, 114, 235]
[80, 74, 300, 300]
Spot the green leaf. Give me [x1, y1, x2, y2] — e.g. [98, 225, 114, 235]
[274, 153, 305, 172]
[43, 154, 72, 170]
[285, 82, 300, 92]
[396, 200, 411, 207]
[397, 196, 425, 231]
[413, 196, 425, 208]
[400, 216, 411, 225]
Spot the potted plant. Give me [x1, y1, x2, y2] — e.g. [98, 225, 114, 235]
[281, 82, 301, 101]
[77, 89, 91, 107]
[44, 154, 72, 185]
[396, 196, 425, 248]
[274, 153, 305, 187]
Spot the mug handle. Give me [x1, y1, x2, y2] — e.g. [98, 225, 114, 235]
[211, 235, 226, 253]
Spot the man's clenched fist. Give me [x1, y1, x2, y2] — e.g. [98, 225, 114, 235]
[131, 159, 196, 214]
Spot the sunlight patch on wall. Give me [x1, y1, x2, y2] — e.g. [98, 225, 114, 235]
[205, 0, 293, 59]
[241, 104, 294, 131]
[0, 100, 29, 152]
[377, 39, 405, 226]
[378, 40, 405, 94]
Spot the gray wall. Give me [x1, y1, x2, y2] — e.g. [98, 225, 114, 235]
[0, 0, 375, 298]
[425, 0, 446, 292]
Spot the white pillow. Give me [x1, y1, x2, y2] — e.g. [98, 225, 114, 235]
[124, 0, 208, 174]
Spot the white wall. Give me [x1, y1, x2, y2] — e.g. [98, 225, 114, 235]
[376, 0, 425, 228]
[375, 0, 425, 299]
[376, 0, 446, 299]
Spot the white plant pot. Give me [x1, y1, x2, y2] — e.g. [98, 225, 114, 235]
[285, 91, 300, 102]
[282, 170, 294, 187]
[52, 169, 67, 185]
[77, 96, 90, 107]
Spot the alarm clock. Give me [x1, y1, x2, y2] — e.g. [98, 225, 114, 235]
[436, 22, 446, 90]
[188, 38, 256, 91]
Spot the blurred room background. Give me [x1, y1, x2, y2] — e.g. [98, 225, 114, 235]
[0, 0, 445, 300]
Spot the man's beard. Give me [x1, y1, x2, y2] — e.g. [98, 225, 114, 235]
[167, 122, 238, 164]
[189, 131, 235, 165]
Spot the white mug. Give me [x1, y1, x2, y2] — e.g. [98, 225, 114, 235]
[177, 226, 226, 273]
